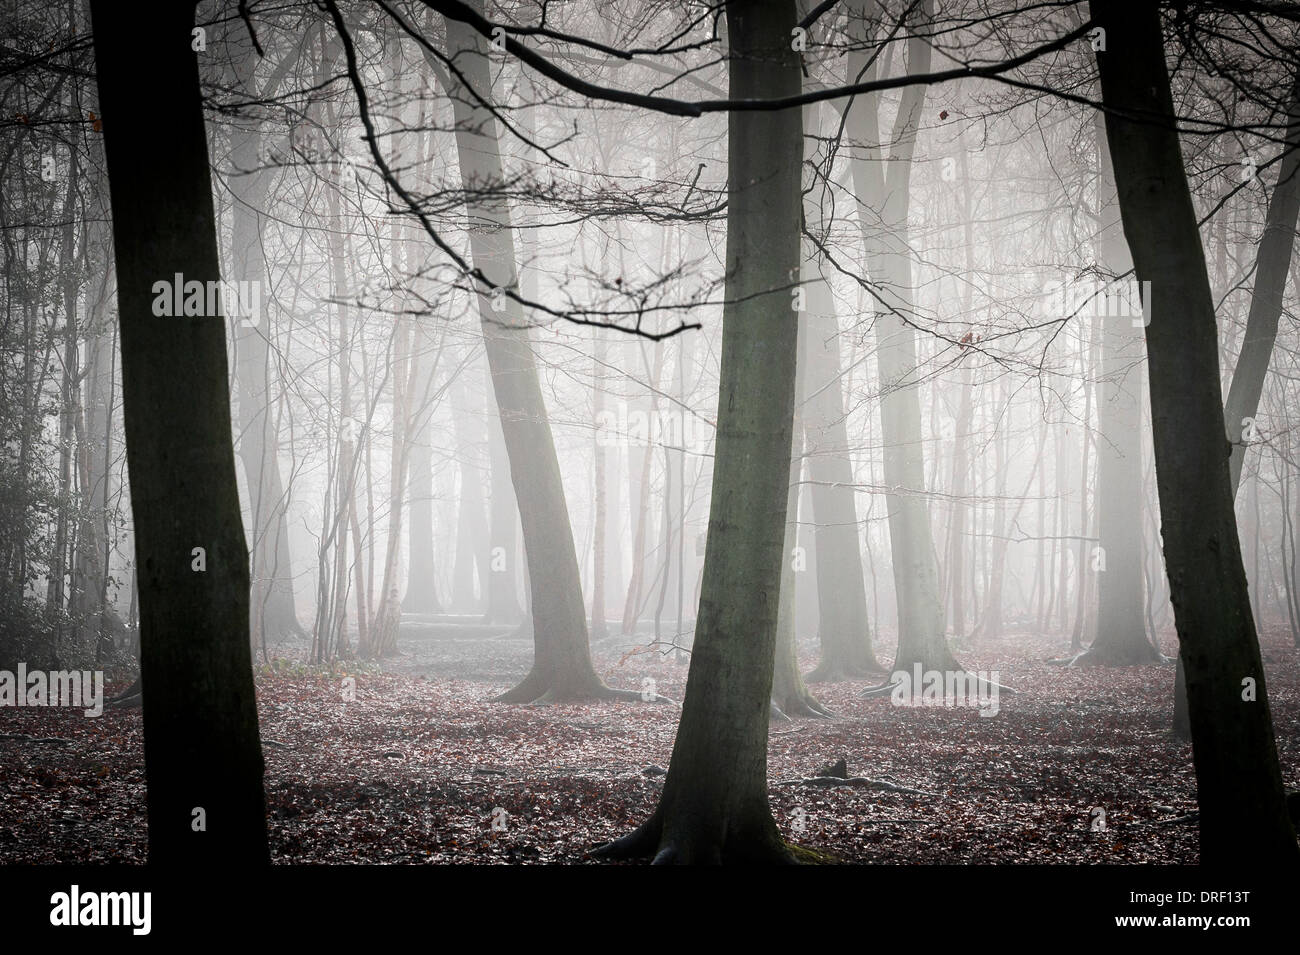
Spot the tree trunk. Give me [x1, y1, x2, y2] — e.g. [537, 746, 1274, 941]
[402, 340, 442, 614]
[598, 0, 803, 864]
[1173, 64, 1300, 732]
[846, 0, 954, 673]
[1092, 0, 1298, 863]
[90, 0, 267, 864]
[484, 389, 522, 624]
[228, 44, 303, 649]
[773, 309, 830, 717]
[444, 3, 625, 702]
[591, 327, 609, 640]
[1077, 112, 1157, 665]
[1224, 70, 1300, 494]
[801, 104, 880, 682]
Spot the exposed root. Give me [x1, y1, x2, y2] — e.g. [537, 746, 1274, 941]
[772, 693, 835, 718]
[777, 775, 937, 797]
[649, 837, 797, 865]
[858, 671, 1017, 698]
[805, 660, 887, 683]
[105, 677, 141, 704]
[496, 676, 679, 706]
[0, 733, 71, 745]
[593, 814, 662, 861]
[1118, 812, 1200, 828]
[1069, 643, 1164, 667]
[859, 681, 899, 699]
[785, 842, 841, 864]
[596, 813, 799, 865]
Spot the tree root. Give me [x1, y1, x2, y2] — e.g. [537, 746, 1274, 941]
[776, 775, 937, 797]
[105, 678, 141, 704]
[593, 814, 662, 861]
[595, 812, 801, 865]
[0, 733, 71, 745]
[1118, 812, 1199, 827]
[805, 660, 887, 683]
[859, 671, 1017, 698]
[1067, 644, 1165, 667]
[496, 675, 678, 706]
[772, 693, 835, 718]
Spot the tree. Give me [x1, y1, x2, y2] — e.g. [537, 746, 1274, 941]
[844, 0, 955, 674]
[89, 0, 268, 863]
[1091, 0, 1298, 863]
[1224, 70, 1300, 496]
[1075, 111, 1158, 666]
[438, 0, 632, 702]
[598, 0, 804, 864]
[801, 101, 881, 681]
[227, 35, 306, 651]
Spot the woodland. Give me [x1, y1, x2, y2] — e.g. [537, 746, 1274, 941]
[0, 0, 1298, 871]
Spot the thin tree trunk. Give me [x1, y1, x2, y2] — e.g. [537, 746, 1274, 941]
[846, 0, 953, 673]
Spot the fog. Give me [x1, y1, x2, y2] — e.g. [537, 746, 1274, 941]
[1, 0, 1297, 883]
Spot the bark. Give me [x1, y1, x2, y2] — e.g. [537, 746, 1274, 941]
[598, 0, 804, 864]
[90, 0, 267, 863]
[621, 341, 664, 634]
[1173, 64, 1300, 728]
[1092, 0, 1298, 863]
[1224, 70, 1300, 495]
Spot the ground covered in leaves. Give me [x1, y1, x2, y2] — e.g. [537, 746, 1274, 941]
[2, 625, 1297, 864]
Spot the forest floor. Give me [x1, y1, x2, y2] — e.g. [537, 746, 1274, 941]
[2, 624, 1297, 864]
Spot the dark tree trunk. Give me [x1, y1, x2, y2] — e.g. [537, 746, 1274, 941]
[1224, 70, 1300, 494]
[1092, 0, 1298, 863]
[90, 0, 268, 864]
[1173, 62, 1300, 736]
[598, 0, 803, 864]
